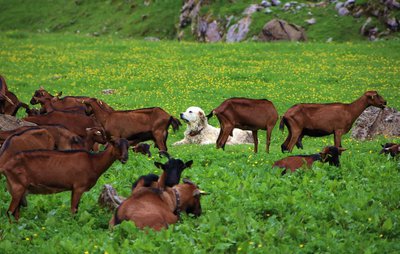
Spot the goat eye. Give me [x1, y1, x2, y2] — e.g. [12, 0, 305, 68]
[189, 111, 192, 113]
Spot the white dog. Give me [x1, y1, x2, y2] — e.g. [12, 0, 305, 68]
[173, 106, 254, 146]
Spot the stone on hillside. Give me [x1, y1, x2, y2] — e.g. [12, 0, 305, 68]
[351, 107, 400, 141]
[385, 17, 399, 31]
[179, 0, 203, 28]
[306, 18, 317, 25]
[243, 4, 263, 15]
[261, 0, 271, 7]
[385, 0, 400, 9]
[259, 19, 307, 41]
[265, 7, 273, 14]
[102, 89, 115, 95]
[98, 184, 125, 211]
[353, 9, 364, 18]
[144, 37, 160, 41]
[0, 114, 36, 131]
[205, 21, 222, 42]
[335, 2, 344, 10]
[344, 0, 355, 7]
[338, 7, 350, 16]
[226, 16, 252, 42]
[271, 0, 281, 6]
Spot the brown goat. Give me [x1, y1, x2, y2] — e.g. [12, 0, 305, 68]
[206, 98, 279, 153]
[280, 91, 387, 152]
[23, 111, 101, 138]
[1, 138, 129, 221]
[380, 143, 400, 157]
[109, 179, 205, 230]
[0, 76, 30, 115]
[30, 88, 114, 114]
[273, 146, 346, 174]
[84, 99, 181, 153]
[133, 143, 152, 157]
[0, 128, 56, 167]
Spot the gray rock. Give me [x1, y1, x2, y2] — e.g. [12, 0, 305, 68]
[205, 21, 222, 42]
[102, 89, 115, 95]
[338, 7, 350, 16]
[326, 37, 333, 42]
[259, 19, 307, 41]
[0, 114, 36, 131]
[243, 4, 262, 15]
[335, 2, 344, 10]
[265, 7, 273, 14]
[271, 0, 281, 6]
[385, 17, 399, 31]
[306, 18, 316, 25]
[226, 16, 252, 42]
[261, 0, 271, 7]
[144, 37, 160, 41]
[344, 0, 355, 7]
[351, 107, 400, 140]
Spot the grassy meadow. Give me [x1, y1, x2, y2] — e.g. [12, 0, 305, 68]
[0, 32, 400, 253]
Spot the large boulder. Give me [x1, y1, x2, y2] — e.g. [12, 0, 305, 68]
[0, 114, 36, 131]
[351, 107, 400, 140]
[259, 19, 307, 41]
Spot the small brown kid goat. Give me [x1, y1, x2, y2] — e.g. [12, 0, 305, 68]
[273, 146, 346, 174]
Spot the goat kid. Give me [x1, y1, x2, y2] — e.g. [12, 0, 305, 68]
[380, 143, 400, 157]
[273, 146, 346, 174]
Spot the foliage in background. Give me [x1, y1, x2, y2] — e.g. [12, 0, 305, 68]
[0, 0, 399, 42]
[0, 33, 399, 253]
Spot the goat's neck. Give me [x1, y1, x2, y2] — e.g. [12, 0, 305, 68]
[91, 146, 117, 175]
[91, 103, 110, 125]
[348, 95, 369, 123]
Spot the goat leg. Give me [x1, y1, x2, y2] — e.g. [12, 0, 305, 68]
[70, 189, 85, 214]
[252, 130, 259, 153]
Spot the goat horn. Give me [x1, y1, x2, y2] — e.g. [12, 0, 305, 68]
[193, 189, 209, 196]
[4, 95, 14, 105]
[338, 148, 347, 152]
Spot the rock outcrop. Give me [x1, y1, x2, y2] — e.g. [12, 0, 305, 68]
[0, 114, 36, 131]
[351, 107, 400, 140]
[259, 19, 307, 41]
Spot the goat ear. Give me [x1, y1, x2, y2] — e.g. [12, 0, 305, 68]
[338, 148, 347, 154]
[154, 162, 164, 170]
[185, 160, 193, 168]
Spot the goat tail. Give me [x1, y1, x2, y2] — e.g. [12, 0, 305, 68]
[206, 110, 214, 120]
[169, 116, 181, 132]
[279, 116, 286, 132]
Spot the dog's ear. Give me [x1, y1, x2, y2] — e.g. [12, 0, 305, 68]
[198, 110, 206, 124]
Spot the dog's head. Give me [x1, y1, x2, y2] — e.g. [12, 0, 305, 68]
[180, 107, 207, 127]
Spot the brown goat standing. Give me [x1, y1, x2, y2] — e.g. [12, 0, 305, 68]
[280, 91, 387, 152]
[84, 99, 181, 153]
[207, 98, 278, 153]
[1, 138, 129, 221]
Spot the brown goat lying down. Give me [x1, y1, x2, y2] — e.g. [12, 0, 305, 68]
[207, 97, 279, 153]
[110, 179, 205, 231]
[1, 138, 129, 222]
[280, 91, 387, 152]
[273, 146, 346, 174]
[380, 143, 400, 157]
[84, 99, 181, 152]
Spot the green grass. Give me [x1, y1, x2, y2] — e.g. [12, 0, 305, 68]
[1, 0, 399, 41]
[0, 33, 400, 253]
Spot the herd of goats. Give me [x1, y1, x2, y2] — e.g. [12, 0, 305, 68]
[0, 75, 398, 230]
